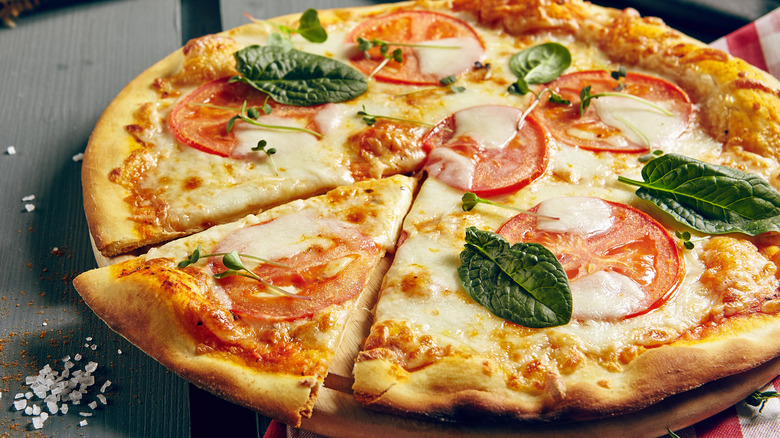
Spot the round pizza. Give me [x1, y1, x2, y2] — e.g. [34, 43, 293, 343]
[73, 0, 780, 433]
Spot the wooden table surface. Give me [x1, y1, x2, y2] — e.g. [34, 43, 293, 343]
[0, 0, 776, 436]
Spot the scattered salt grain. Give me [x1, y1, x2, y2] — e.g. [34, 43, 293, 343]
[24, 406, 33, 415]
[60, 403, 69, 414]
[72, 152, 84, 162]
[24, 203, 35, 212]
[6, 146, 16, 155]
[74, 353, 82, 361]
[88, 401, 97, 409]
[25, 392, 33, 399]
[85, 337, 92, 342]
[32, 416, 44, 429]
[97, 394, 107, 405]
[42, 322, 47, 326]
[14, 393, 24, 399]
[117, 349, 122, 355]
[14, 399, 27, 411]
[85, 361, 98, 373]
[91, 344, 97, 350]
[79, 411, 92, 417]
[46, 401, 58, 414]
[21, 195, 35, 202]
[79, 419, 88, 427]
[100, 380, 112, 393]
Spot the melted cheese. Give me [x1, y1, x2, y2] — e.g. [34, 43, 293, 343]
[570, 271, 645, 320]
[593, 96, 686, 148]
[413, 37, 484, 78]
[452, 105, 521, 150]
[535, 196, 613, 236]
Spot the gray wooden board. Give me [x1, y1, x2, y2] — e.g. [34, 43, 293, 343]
[0, 0, 189, 436]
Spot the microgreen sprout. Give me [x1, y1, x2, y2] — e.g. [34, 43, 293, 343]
[745, 389, 779, 412]
[675, 230, 695, 250]
[666, 429, 681, 438]
[356, 105, 448, 131]
[578, 85, 674, 118]
[356, 36, 460, 80]
[190, 101, 322, 138]
[395, 75, 465, 96]
[178, 246, 310, 300]
[244, 9, 327, 43]
[611, 65, 627, 90]
[461, 192, 559, 220]
[252, 140, 279, 176]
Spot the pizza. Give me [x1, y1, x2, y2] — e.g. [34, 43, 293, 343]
[73, 0, 780, 431]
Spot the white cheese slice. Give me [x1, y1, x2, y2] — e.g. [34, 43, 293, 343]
[425, 147, 475, 189]
[214, 213, 334, 262]
[413, 37, 483, 79]
[593, 96, 686, 148]
[452, 105, 521, 150]
[570, 271, 645, 320]
[536, 196, 613, 236]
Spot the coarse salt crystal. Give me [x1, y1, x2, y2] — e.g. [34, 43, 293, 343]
[117, 349, 122, 354]
[79, 419, 88, 427]
[72, 152, 84, 162]
[90, 344, 97, 350]
[21, 195, 35, 202]
[97, 394, 107, 405]
[24, 406, 33, 415]
[47, 401, 58, 414]
[7, 146, 16, 155]
[60, 403, 69, 414]
[88, 401, 97, 409]
[85, 337, 93, 341]
[74, 354, 82, 361]
[100, 380, 112, 393]
[25, 392, 33, 399]
[24, 203, 35, 212]
[32, 416, 44, 429]
[32, 404, 41, 415]
[15, 393, 24, 399]
[79, 411, 92, 417]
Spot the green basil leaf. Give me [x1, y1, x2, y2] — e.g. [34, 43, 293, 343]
[297, 9, 327, 43]
[509, 42, 571, 85]
[233, 45, 368, 106]
[619, 153, 780, 235]
[457, 227, 572, 328]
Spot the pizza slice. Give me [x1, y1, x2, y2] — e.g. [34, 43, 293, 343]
[353, 175, 780, 422]
[73, 175, 416, 427]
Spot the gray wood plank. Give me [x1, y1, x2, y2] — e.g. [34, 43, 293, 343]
[220, 0, 393, 31]
[0, 0, 189, 436]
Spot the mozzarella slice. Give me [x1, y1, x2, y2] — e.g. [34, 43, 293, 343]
[214, 213, 334, 263]
[535, 196, 613, 236]
[593, 96, 686, 148]
[425, 147, 475, 189]
[413, 37, 483, 78]
[570, 271, 646, 320]
[452, 105, 522, 150]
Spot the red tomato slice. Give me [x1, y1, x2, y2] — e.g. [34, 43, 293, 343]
[210, 219, 379, 322]
[168, 77, 323, 157]
[497, 197, 683, 320]
[534, 71, 692, 153]
[421, 105, 548, 197]
[347, 10, 484, 85]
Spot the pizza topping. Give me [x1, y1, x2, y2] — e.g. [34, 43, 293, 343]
[209, 215, 379, 322]
[508, 42, 571, 93]
[348, 11, 484, 85]
[422, 105, 548, 196]
[535, 71, 692, 152]
[498, 197, 684, 321]
[246, 8, 327, 45]
[535, 196, 612, 236]
[357, 105, 440, 129]
[458, 226, 572, 328]
[231, 45, 367, 106]
[619, 153, 780, 236]
[168, 77, 326, 157]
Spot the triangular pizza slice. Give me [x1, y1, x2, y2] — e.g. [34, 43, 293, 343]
[74, 175, 416, 427]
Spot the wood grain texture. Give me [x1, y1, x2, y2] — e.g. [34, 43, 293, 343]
[0, 0, 189, 436]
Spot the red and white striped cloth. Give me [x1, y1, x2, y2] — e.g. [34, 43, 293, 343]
[265, 7, 780, 438]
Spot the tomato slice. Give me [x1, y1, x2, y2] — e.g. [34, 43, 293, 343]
[534, 71, 692, 153]
[497, 197, 683, 320]
[421, 105, 548, 197]
[347, 10, 484, 85]
[210, 218, 379, 322]
[168, 77, 323, 157]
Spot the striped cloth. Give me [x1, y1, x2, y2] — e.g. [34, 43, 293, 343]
[266, 8, 780, 438]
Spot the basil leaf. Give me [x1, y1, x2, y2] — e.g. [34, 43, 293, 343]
[458, 227, 572, 328]
[509, 42, 571, 85]
[297, 9, 327, 43]
[233, 45, 368, 106]
[619, 153, 780, 235]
